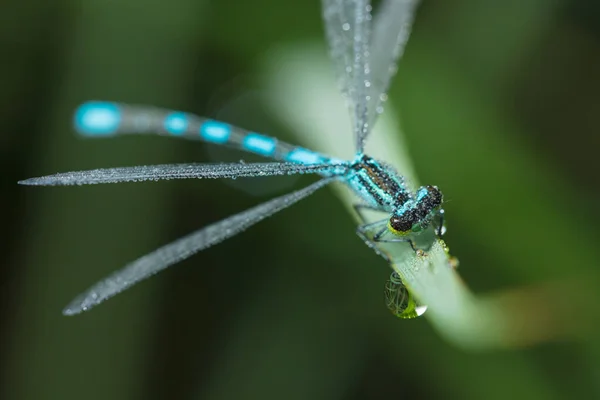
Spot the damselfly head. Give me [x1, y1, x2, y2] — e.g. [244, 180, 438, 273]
[388, 185, 443, 235]
[384, 272, 427, 319]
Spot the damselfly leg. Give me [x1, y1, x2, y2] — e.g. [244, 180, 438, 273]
[353, 204, 418, 262]
[435, 208, 446, 237]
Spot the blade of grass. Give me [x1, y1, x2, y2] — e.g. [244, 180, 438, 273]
[261, 43, 598, 350]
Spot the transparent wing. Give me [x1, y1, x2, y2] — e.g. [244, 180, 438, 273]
[18, 161, 346, 186]
[368, 0, 420, 128]
[63, 177, 335, 315]
[322, 0, 372, 153]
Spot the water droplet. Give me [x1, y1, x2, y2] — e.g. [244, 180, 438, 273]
[342, 22, 350, 31]
[384, 272, 427, 319]
[449, 256, 460, 269]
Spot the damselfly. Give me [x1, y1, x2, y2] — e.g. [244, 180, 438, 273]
[20, 0, 449, 318]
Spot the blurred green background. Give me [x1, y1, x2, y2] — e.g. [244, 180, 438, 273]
[1, 0, 599, 399]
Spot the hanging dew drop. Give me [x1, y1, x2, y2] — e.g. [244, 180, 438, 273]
[384, 271, 427, 319]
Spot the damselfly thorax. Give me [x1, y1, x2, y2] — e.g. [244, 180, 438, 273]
[346, 154, 444, 237]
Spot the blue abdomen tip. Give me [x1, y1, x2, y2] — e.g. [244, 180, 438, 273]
[74, 101, 121, 136]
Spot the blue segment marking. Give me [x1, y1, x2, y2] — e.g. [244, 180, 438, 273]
[242, 133, 276, 156]
[74, 102, 121, 136]
[200, 120, 231, 144]
[285, 148, 323, 164]
[164, 112, 188, 135]
[416, 187, 428, 201]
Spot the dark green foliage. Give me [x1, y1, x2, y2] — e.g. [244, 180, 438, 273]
[1, 0, 599, 399]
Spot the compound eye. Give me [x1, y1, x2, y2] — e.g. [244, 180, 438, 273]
[389, 216, 411, 234]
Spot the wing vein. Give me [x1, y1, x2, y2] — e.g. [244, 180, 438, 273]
[19, 162, 348, 186]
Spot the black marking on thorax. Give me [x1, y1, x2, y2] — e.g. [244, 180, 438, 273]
[348, 155, 411, 210]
